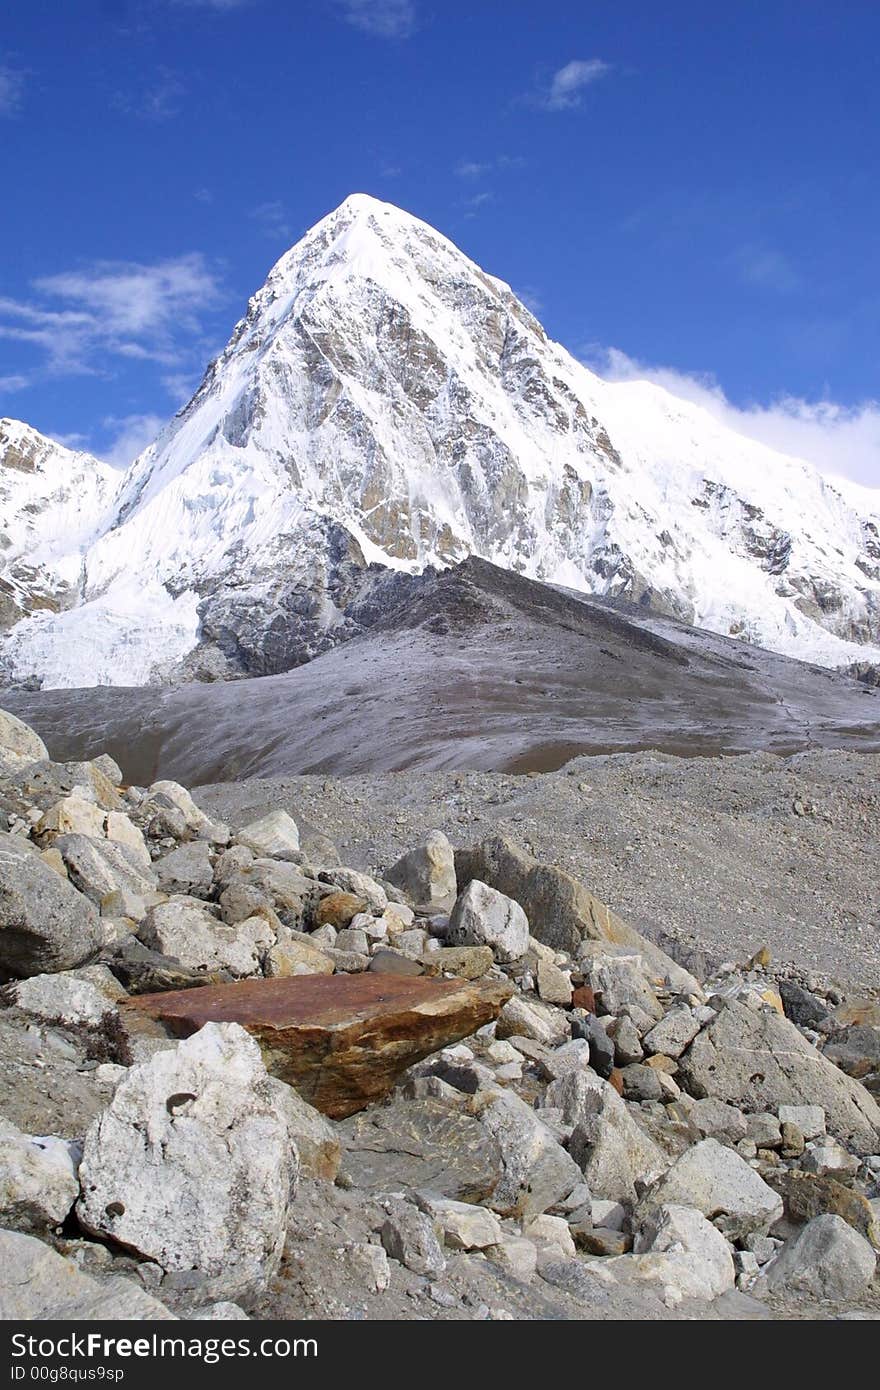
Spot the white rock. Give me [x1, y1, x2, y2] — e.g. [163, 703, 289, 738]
[496, 994, 569, 1046]
[328, 869, 387, 913]
[0, 1230, 176, 1320]
[0, 709, 48, 763]
[447, 879, 529, 963]
[642, 1007, 702, 1058]
[38, 796, 106, 840]
[346, 1241, 391, 1291]
[778, 1104, 825, 1139]
[523, 1213, 576, 1257]
[634, 1203, 735, 1297]
[548, 1069, 668, 1203]
[417, 1195, 502, 1250]
[139, 898, 273, 977]
[639, 1138, 783, 1239]
[386, 831, 457, 908]
[11, 970, 119, 1029]
[76, 1022, 298, 1299]
[105, 811, 152, 868]
[486, 1235, 538, 1282]
[236, 810, 301, 858]
[191, 1302, 250, 1320]
[761, 1214, 877, 1301]
[0, 1120, 79, 1231]
[472, 1087, 582, 1218]
[148, 780, 208, 831]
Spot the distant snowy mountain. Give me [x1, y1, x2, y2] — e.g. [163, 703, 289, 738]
[2, 193, 879, 689]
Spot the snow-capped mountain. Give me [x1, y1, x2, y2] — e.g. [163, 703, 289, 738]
[2, 192, 880, 689]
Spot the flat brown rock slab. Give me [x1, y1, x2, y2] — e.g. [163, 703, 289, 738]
[123, 973, 513, 1118]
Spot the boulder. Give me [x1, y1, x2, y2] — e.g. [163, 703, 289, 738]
[264, 933, 335, 977]
[0, 831, 102, 978]
[446, 879, 529, 963]
[268, 1077, 341, 1181]
[387, 830, 457, 908]
[761, 1214, 876, 1301]
[76, 1022, 297, 1299]
[10, 966, 123, 1029]
[639, 1138, 782, 1239]
[455, 836, 699, 992]
[496, 993, 569, 1046]
[123, 972, 512, 1118]
[138, 898, 272, 978]
[145, 780, 208, 833]
[380, 1199, 445, 1275]
[0, 709, 48, 764]
[314, 891, 368, 930]
[104, 812, 152, 869]
[768, 1170, 879, 1245]
[0, 1119, 79, 1231]
[642, 1007, 702, 1058]
[420, 945, 495, 980]
[154, 841, 214, 898]
[235, 810, 301, 859]
[54, 833, 158, 907]
[338, 1098, 501, 1202]
[324, 869, 387, 913]
[548, 1069, 667, 1202]
[37, 795, 106, 840]
[0, 1229, 176, 1320]
[470, 1087, 583, 1218]
[679, 999, 880, 1154]
[633, 1203, 735, 1297]
[416, 1194, 502, 1250]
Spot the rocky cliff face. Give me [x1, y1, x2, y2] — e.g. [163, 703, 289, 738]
[2, 194, 879, 688]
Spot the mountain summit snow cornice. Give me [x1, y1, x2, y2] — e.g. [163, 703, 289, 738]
[2, 195, 880, 689]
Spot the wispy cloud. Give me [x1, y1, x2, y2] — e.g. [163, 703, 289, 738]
[732, 243, 801, 294]
[114, 66, 186, 121]
[169, 0, 251, 8]
[249, 200, 292, 241]
[0, 254, 224, 384]
[536, 58, 611, 111]
[100, 413, 167, 469]
[454, 154, 524, 179]
[594, 346, 880, 489]
[0, 61, 27, 117]
[0, 372, 30, 392]
[193, 186, 214, 204]
[514, 286, 544, 316]
[334, 1, 417, 39]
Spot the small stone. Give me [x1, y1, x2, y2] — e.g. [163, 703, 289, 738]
[346, 1242, 390, 1292]
[778, 1105, 825, 1140]
[315, 892, 367, 930]
[380, 1200, 446, 1276]
[523, 1213, 576, 1257]
[607, 1014, 644, 1065]
[416, 1195, 502, 1251]
[577, 1228, 631, 1256]
[780, 1121, 805, 1158]
[486, 1235, 538, 1282]
[235, 810, 300, 859]
[536, 958, 573, 1005]
[387, 831, 457, 909]
[642, 1007, 702, 1059]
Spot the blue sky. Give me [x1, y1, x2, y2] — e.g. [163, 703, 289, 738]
[2, 0, 879, 484]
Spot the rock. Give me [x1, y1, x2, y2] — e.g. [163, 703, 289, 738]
[486, 1234, 538, 1282]
[745, 1112, 782, 1149]
[779, 980, 831, 1030]
[315, 891, 368, 930]
[10, 967, 122, 1029]
[0, 1229, 177, 1319]
[0, 831, 102, 978]
[191, 1302, 250, 1320]
[621, 1064, 664, 1102]
[523, 1212, 576, 1257]
[801, 1142, 860, 1180]
[633, 1204, 736, 1297]
[76, 1022, 297, 1299]
[268, 1077, 341, 1181]
[103, 937, 225, 994]
[579, 947, 664, 1023]
[761, 1214, 876, 1301]
[37, 795, 106, 840]
[590, 1198, 626, 1230]
[325, 868, 387, 913]
[550, 1070, 667, 1203]
[642, 1007, 702, 1058]
[368, 948, 424, 976]
[387, 831, 457, 908]
[679, 999, 880, 1155]
[154, 841, 214, 898]
[416, 1194, 502, 1250]
[339, 1097, 501, 1201]
[235, 810, 301, 859]
[146, 780, 208, 834]
[578, 1227, 632, 1257]
[778, 1104, 825, 1139]
[0, 1119, 79, 1231]
[685, 1097, 749, 1145]
[639, 1138, 782, 1239]
[335, 927, 369, 955]
[455, 836, 699, 992]
[139, 899, 272, 977]
[345, 1242, 390, 1292]
[579, 1014, 615, 1078]
[780, 1121, 805, 1157]
[496, 994, 569, 1046]
[380, 1199, 445, 1275]
[420, 945, 495, 979]
[607, 1014, 644, 1065]
[446, 879, 529, 963]
[471, 1087, 582, 1218]
[823, 1025, 880, 1081]
[54, 833, 158, 907]
[0, 709, 48, 764]
[265, 932, 335, 977]
[123, 972, 512, 1118]
[768, 1170, 879, 1244]
[537, 957, 573, 1005]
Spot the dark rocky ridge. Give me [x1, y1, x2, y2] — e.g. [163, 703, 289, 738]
[5, 558, 879, 788]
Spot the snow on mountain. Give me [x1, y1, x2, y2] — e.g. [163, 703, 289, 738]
[2, 192, 879, 689]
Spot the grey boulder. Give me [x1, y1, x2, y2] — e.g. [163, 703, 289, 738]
[0, 831, 102, 978]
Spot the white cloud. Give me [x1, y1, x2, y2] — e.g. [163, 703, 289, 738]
[249, 200, 292, 241]
[732, 243, 800, 294]
[454, 154, 524, 179]
[0, 372, 30, 392]
[334, 1, 416, 39]
[541, 59, 610, 111]
[100, 414, 166, 470]
[596, 346, 880, 489]
[0, 62, 26, 117]
[0, 254, 224, 382]
[114, 67, 186, 121]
